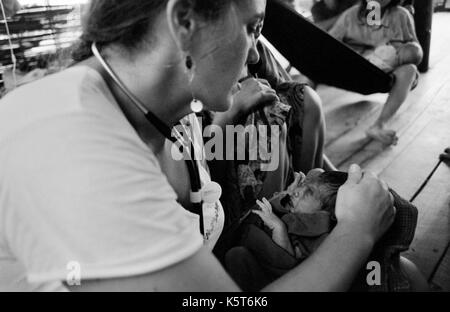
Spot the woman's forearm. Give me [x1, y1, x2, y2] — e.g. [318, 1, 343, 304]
[262, 223, 374, 292]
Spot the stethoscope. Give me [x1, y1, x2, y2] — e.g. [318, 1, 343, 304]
[92, 42, 222, 237]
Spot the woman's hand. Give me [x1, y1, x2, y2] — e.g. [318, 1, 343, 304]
[212, 77, 278, 128]
[231, 78, 279, 120]
[253, 198, 285, 231]
[335, 164, 396, 244]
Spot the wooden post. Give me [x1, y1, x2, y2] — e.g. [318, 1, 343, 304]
[413, 0, 433, 72]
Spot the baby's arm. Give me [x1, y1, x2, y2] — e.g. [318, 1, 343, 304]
[253, 198, 295, 256]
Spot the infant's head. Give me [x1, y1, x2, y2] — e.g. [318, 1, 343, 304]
[282, 170, 348, 215]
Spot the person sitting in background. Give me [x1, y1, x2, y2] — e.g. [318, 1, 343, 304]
[311, 0, 413, 30]
[329, 0, 423, 145]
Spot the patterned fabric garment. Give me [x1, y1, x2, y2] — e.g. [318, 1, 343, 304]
[235, 83, 307, 215]
[278, 82, 307, 165]
[236, 100, 290, 204]
[212, 83, 307, 262]
[211, 41, 306, 260]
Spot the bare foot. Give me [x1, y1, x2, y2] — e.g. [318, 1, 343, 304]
[366, 125, 398, 145]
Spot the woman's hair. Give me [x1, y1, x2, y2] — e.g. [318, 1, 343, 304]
[72, 0, 234, 62]
[358, 0, 403, 21]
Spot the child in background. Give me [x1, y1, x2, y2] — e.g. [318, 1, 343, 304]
[329, 0, 423, 146]
[225, 170, 420, 292]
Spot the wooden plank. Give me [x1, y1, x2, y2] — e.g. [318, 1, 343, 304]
[317, 85, 386, 147]
[341, 74, 450, 174]
[324, 13, 450, 168]
[328, 71, 450, 169]
[378, 114, 450, 199]
[318, 86, 387, 115]
[403, 163, 450, 280]
[325, 112, 379, 167]
[324, 100, 381, 146]
[432, 244, 450, 291]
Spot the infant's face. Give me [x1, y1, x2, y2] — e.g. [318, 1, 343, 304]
[287, 169, 323, 214]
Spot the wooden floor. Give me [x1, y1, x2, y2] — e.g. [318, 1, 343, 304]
[319, 12, 450, 291]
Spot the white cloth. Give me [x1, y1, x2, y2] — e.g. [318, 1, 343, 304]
[0, 66, 204, 291]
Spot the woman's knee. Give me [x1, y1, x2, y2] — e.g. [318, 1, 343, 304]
[394, 64, 418, 81]
[303, 86, 324, 125]
[398, 43, 423, 65]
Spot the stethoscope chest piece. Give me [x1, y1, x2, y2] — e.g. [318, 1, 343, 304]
[201, 181, 222, 205]
[190, 181, 222, 205]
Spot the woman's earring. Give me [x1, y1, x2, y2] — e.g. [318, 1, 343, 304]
[185, 55, 195, 83]
[185, 55, 203, 113]
[186, 55, 193, 71]
[190, 98, 203, 113]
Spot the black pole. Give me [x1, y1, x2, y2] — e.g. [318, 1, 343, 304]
[413, 0, 433, 72]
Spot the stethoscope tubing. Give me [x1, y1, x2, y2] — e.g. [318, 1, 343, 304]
[91, 42, 204, 235]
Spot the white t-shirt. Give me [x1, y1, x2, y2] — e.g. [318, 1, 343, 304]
[0, 66, 204, 291]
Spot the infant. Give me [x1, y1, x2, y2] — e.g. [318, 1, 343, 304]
[225, 170, 418, 292]
[251, 169, 346, 260]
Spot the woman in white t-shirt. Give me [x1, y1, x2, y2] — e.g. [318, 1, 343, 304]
[0, 0, 405, 292]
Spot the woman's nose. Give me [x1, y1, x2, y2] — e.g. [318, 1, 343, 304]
[247, 39, 260, 65]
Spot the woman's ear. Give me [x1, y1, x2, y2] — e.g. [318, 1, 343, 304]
[166, 0, 197, 52]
